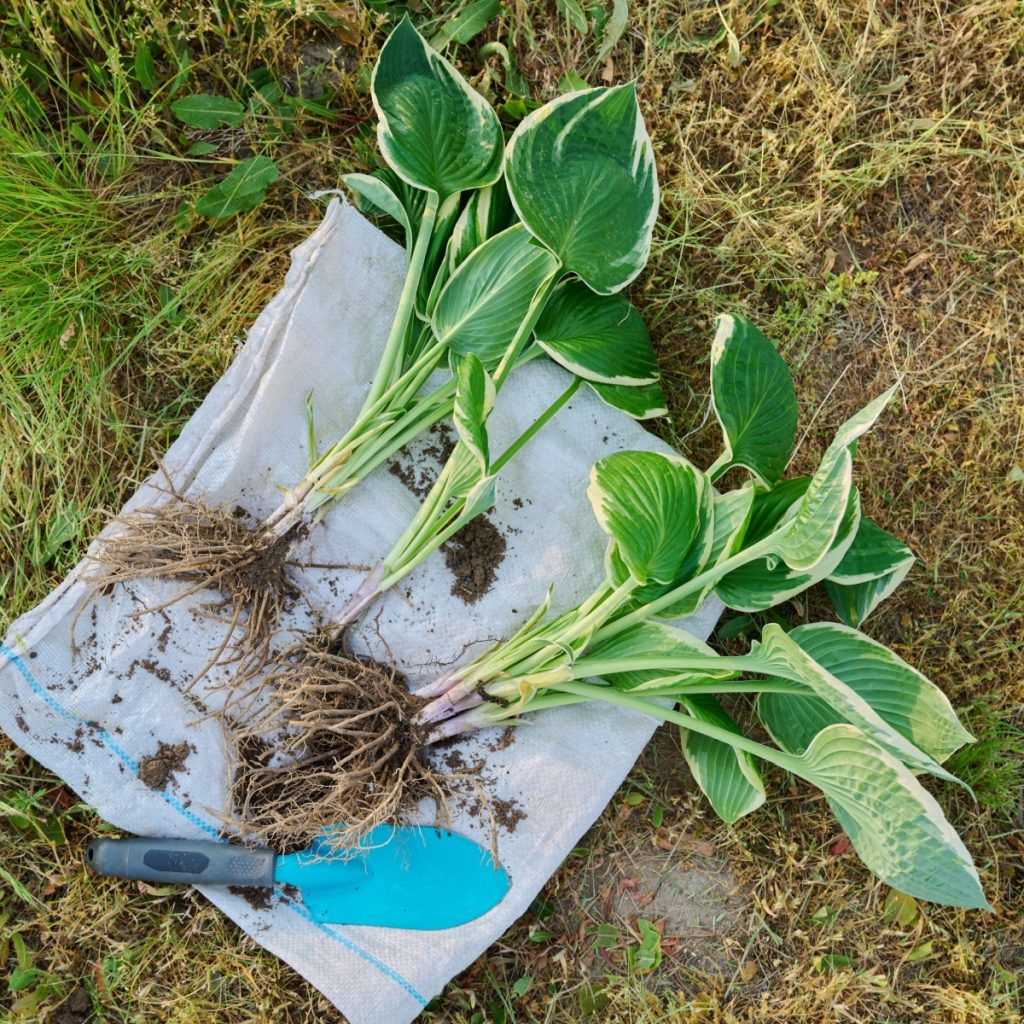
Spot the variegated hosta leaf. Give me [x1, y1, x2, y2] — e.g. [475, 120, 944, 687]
[588, 378, 668, 421]
[372, 16, 504, 199]
[343, 172, 413, 250]
[757, 622, 972, 764]
[432, 224, 561, 367]
[424, 181, 518, 318]
[752, 623, 964, 786]
[679, 696, 765, 823]
[710, 314, 798, 486]
[448, 179, 517, 273]
[453, 354, 495, 470]
[824, 518, 915, 627]
[774, 386, 897, 571]
[628, 474, 715, 618]
[576, 620, 733, 691]
[643, 484, 757, 620]
[716, 481, 861, 612]
[534, 280, 659, 385]
[505, 84, 658, 295]
[783, 724, 988, 909]
[708, 483, 756, 566]
[588, 451, 704, 586]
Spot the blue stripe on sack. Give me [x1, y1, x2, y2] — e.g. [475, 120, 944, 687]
[278, 891, 429, 1007]
[0, 641, 428, 1007]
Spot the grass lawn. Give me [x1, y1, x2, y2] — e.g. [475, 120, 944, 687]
[1, 1, 1022, 1020]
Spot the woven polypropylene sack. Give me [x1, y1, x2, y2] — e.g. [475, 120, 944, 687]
[0, 200, 720, 1023]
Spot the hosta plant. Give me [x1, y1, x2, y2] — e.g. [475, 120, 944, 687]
[243, 312, 986, 907]
[86, 17, 663, 674]
[408, 314, 987, 909]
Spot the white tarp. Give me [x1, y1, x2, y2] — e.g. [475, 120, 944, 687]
[0, 199, 719, 1023]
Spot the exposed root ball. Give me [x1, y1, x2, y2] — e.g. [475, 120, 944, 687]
[229, 634, 444, 853]
[83, 496, 299, 675]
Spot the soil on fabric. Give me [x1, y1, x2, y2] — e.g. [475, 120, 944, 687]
[387, 422, 457, 499]
[138, 740, 195, 790]
[228, 884, 274, 912]
[442, 514, 507, 604]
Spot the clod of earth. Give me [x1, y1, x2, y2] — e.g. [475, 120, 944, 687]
[138, 740, 195, 791]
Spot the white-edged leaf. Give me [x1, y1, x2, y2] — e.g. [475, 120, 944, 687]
[680, 695, 765, 823]
[774, 386, 897, 571]
[577, 621, 732, 691]
[710, 313, 797, 486]
[432, 224, 561, 367]
[453, 354, 495, 469]
[505, 84, 658, 294]
[448, 179, 517, 273]
[757, 622, 972, 764]
[343, 172, 413, 249]
[782, 724, 989, 910]
[716, 481, 861, 612]
[753, 623, 963, 786]
[824, 518, 915, 627]
[372, 16, 503, 198]
[587, 451, 703, 586]
[534, 279, 658, 384]
[708, 483, 756, 566]
[588, 378, 668, 420]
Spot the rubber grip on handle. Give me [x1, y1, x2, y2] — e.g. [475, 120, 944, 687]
[86, 838, 276, 887]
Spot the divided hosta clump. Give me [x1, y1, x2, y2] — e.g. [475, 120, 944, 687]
[85, 17, 663, 680]
[261, 311, 986, 909]
[226, 23, 670, 847]
[410, 314, 988, 909]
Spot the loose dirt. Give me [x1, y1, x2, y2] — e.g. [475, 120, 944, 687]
[442, 515, 507, 604]
[137, 740, 195, 790]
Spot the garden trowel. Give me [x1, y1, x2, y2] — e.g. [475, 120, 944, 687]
[86, 825, 509, 929]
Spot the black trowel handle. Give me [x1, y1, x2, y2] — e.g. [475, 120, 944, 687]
[86, 837, 275, 887]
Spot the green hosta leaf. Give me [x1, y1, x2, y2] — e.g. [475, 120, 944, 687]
[753, 623, 963, 786]
[171, 92, 244, 129]
[824, 518, 915, 627]
[773, 386, 897, 571]
[588, 451, 702, 586]
[343, 172, 412, 249]
[781, 724, 988, 909]
[453, 354, 495, 470]
[628, 475, 715, 618]
[372, 16, 503, 199]
[534, 280, 658, 384]
[448, 179, 517, 273]
[194, 156, 278, 219]
[461, 472, 498, 518]
[506, 84, 657, 294]
[427, 180, 518, 317]
[716, 481, 861, 612]
[710, 314, 797, 486]
[679, 695, 765, 822]
[757, 622, 972, 764]
[708, 483, 755, 566]
[432, 224, 561, 367]
[588, 379, 668, 420]
[578, 621, 732, 691]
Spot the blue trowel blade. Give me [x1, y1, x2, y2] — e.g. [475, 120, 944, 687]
[274, 825, 510, 929]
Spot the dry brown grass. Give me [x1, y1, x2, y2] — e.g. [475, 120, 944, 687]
[1, 1, 1021, 1022]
